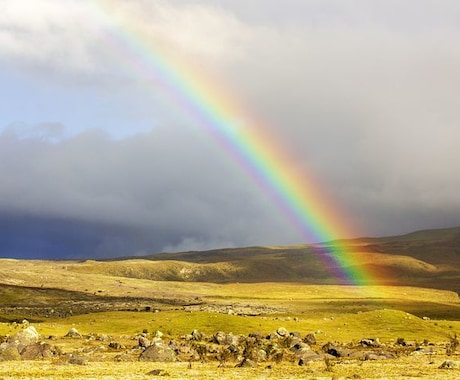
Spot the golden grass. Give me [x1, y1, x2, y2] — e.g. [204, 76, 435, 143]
[0, 354, 459, 379]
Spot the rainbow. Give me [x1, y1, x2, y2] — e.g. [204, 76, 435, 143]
[87, 1, 379, 286]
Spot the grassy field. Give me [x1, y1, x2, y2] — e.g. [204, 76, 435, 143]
[0, 228, 459, 378]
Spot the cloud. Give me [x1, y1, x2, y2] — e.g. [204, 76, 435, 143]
[0, 126, 302, 258]
[1, 1, 460, 258]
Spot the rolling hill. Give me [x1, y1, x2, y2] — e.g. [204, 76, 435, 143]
[92, 226, 460, 293]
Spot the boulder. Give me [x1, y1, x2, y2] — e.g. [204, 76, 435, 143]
[276, 327, 288, 337]
[190, 329, 204, 341]
[364, 351, 394, 360]
[303, 333, 316, 346]
[20, 342, 58, 360]
[0, 346, 21, 361]
[439, 360, 458, 369]
[65, 328, 82, 339]
[236, 358, 257, 368]
[138, 336, 150, 348]
[139, 343, 176, 362]
[69, 354, 89, 365]
[8, 326, 40, 348]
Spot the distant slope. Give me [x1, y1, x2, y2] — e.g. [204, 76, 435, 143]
[354, 226, 460, 265]
[93, 227, 460, 292]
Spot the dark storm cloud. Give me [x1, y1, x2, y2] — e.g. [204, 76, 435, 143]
[0, 127, 301, 258]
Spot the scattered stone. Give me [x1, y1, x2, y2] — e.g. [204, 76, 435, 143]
[322, 342, 340, 357]
[115, 354, 133, 362]
[138, 336, 151, 348]
[364, 351, 394, 360]
[276, 327, 288, 337]
[139, 343, 176, 362]
[108, 342, 125, 350]
[65, 328, 82, 339]
[396, 337, 406, 346]
[213, 331, 226, 345]
[252, 349, 267, 362]
[360, 338, 380, 348]
[190, 329, 204, 341]
[20, 342, 58, 360]
[236, 358, 257, 368]
[8, 326, 40, 348]
[439, 360, 458, 369]
[147, 369, 170, 376]
[303, 333, 316, 346]
[97, 334, 110, 342]
[69, 354, 89, 365]
[0, 347, 21, 361]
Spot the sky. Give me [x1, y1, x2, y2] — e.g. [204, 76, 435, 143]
[1, 0, 460, 259]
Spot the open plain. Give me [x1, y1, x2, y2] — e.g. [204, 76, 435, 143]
[0, 228, 459, 379]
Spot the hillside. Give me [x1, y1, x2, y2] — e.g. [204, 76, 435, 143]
[97, 227, 460, 292]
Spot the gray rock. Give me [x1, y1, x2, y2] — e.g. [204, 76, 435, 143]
[236, 358, 257, 368]
[69, 354, 89, 365]
[213, 331, 226, 345]
[365, 351, 394, 360]
[65, 328, 82, 339]
[439, 360, 458, 369]
[252, 349, 267, 362]
[138, 336, 151, 348]
[276, 327, 288, 337]
[139, 343, 176, 362]
[190, 329, 204, 341]
[303, 333, 316, 345]
[8, 326, 40, 348]
[20, 342, 58, 360]
[0, 346, 21, 361]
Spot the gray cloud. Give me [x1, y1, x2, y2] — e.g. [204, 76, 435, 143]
[0, 126, 303, 258]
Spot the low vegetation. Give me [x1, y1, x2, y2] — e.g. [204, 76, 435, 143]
[0, 227, 459, 378]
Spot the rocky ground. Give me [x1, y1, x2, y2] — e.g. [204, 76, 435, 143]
[0, 323, 458, 379]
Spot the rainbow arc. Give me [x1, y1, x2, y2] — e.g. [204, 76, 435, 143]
[88, 1, 380, 286]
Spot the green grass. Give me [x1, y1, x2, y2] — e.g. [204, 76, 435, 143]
[0, 308, 455, 346]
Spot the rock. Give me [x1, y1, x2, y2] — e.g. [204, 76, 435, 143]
[252, 349, 267, 362]
[20, 342, 58, 360]
[439, 360, 458, 369]
[303, 333, 316, 345]
[236, 358, 257, 368]
[139, 343, 176, 362]
[108, 342, 125, 350]
[147, 369, 170, 376]
[65, 328, 82, 339]
[365, 351, 394, 360]
[360, 338, 380, 348]
[0, 346, 21, 361]
[69, 354, 89, 365]
[190, 329, 204, 341]
[396, 337, 406, 346]
[8, 326, 40, 348]
[213, 331, 226, 345]
[138, 336, 151, 348]
[291, 342, 311, 354]
[212, 331, 238, 345]
[322, 342, 340, 357]
[97, 334, 110, 342]
[115, 354, 133, 362]
[276, 327, 288, 337]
